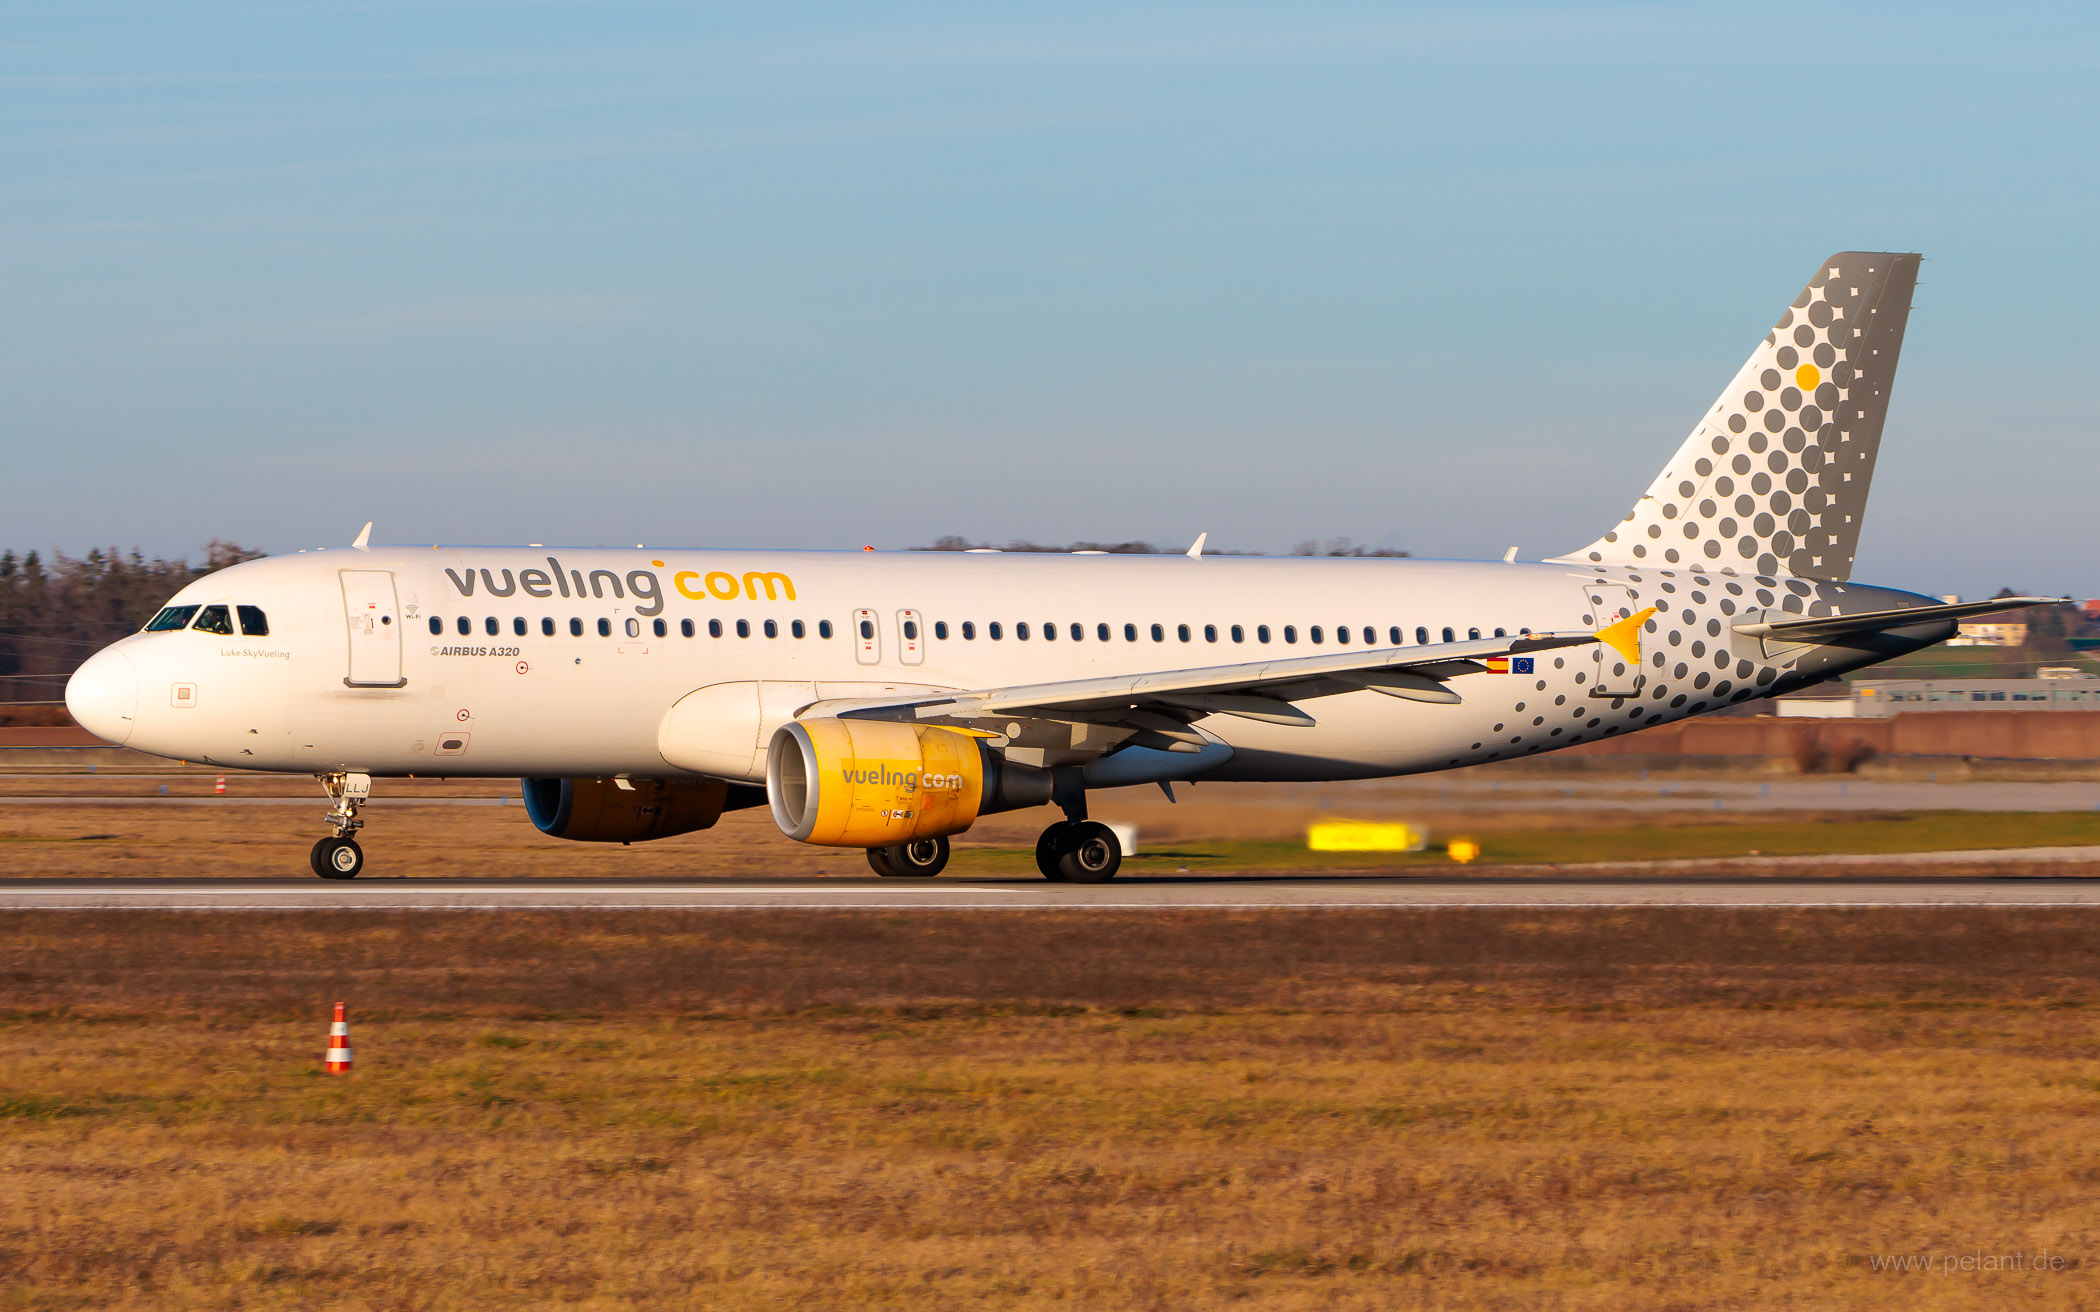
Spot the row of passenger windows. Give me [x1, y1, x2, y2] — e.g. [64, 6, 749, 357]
[430, 615, 1511, 647]
[144, 604, 269, 636]
[432, 615, 835, 640]
[928, 621, 1508, 645]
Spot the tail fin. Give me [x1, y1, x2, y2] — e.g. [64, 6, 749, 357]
[1550, 251, 1921, 581]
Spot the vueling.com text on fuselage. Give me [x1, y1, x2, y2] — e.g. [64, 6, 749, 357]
[443, 558, 796, 617]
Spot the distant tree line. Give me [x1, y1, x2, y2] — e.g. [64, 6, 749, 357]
[918, 535, 1409, 557]
[0, 542, 262, 722]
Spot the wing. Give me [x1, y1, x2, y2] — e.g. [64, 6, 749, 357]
[798, 629, 1600, 760]
[1732, 596, 2063, 642]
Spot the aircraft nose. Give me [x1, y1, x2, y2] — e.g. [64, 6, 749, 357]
[66, 647, 138, 746]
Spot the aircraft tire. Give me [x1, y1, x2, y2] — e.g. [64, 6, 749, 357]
[879, 836, 948, 877]
[312, 837, 363, 880]
[1035, 823, 1074, 881]
[1055, 821, 1121, 884]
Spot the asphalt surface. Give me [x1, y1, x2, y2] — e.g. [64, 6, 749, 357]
[7, 874, 2100, 909]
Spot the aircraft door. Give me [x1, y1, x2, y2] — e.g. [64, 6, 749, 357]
[341, 570, 407, 688]
[897, 609, 925, 665]
[852, 608, 881, 665]
[1581, 583, 1646, 699]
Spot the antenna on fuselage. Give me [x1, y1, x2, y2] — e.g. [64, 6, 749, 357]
[351, 522, 372, 551]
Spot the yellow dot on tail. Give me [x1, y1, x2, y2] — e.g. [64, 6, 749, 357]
[1795, 363, 1821, 390]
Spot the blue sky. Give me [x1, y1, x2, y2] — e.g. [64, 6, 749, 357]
[4, 1, 2095, 598]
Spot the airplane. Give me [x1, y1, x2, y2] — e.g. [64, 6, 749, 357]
[64, 251, 2056, 882]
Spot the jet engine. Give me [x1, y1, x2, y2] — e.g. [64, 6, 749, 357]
[522, 775, 745, 843]
[767, 717, 1048, 846]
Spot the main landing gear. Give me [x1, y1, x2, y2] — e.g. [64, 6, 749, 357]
[1032, 774, 1121, 882]
[868, 836, 950, 877]
[312, 771, 371, 880]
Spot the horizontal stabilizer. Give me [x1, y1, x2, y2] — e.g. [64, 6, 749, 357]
[1732, 596, 2063, 642]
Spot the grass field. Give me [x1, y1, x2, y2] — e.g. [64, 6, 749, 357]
[6, 909, 2100, 1309]
[8, 785, 2100, 879]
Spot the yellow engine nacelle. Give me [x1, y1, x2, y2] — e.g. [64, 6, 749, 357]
[766, 718, 987, 846]
[522, 775, 734, 843]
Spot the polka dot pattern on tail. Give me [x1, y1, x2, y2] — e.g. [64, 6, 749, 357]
[1551, 253, 1921, 582]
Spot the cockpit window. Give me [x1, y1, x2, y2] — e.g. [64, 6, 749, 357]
[192, 604, 236, 635]
[144, 605, 199, 632]
[237, 605, 269, 636]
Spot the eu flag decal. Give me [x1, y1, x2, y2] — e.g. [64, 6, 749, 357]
[1511, 657, 1534, 674]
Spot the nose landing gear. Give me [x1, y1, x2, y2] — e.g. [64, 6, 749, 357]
[312, 771, 372, 880]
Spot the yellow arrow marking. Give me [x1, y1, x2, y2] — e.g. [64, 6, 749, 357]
[1595, 606, 1659, 664]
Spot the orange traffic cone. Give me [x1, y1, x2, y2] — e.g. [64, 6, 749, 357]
[214, 775, 226, 795]
[324, 1002, 353, 1074]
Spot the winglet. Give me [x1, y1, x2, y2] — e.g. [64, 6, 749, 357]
[1186, 532, 1207, 558]
[1595, 606, 1658, 664]
[1501, 546, 1518, 563]
[351, 522, 372, 551]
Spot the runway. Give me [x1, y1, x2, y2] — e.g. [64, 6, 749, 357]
[7, 875, 2100, 909]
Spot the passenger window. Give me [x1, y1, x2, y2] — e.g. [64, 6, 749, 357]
[1284, 626, 1297, 644]
[681, 619, 695, 638]
[737, 620, 751, 638]
[514, 617, 528, 637]
[457, 616, 472, 637]
[1072, 623, 1084, 641]
[1177, 624, 1191, 642]
[962, 621, 975, 640]
[1334, 626, 1348, 644]
[709, 619, 723, 638]
[597, 618, 612, 637]
[1124, 623, 1137, 642]
[654, 619, 667, 638]
[1151, 624, 1164, 642]
[429, 616, 444, 636]
[542, 618, 556, 636]
[1493, 627, 1505, 638]
[1389, 627, 1402, 645]
[1310, 626, 1324, 644]
[1442, 627, 1455, 643]
[1096, 623, 1109, 641]
[1469, 627, 1481, 640]
[1231, 625, 1244, 643]
[570, 618, 583, 636]
[486, 617, 500, 636]
[794, 620, 807, 638]
[989, 622, 1003, 640]
[764, 620, 778, 638]
[237, 605, 269, 636]
[1040, 622, 1053, 641]
[903, 619, 918, 640]
[1204, 624, 1217, 642]
[145, 605, 201, 632]
[1416, 627, 1429, 645]
[1360, 627, 1374, 645]
[933, 621, 946, 640]
[1017, 623, 1030, 640]
[625, 618, 640, 637]
[1258, 625, 1271, 644]
[859, 619, 875, 640]
[818, 620, 833, 639]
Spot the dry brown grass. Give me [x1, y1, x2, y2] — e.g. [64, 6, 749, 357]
[5, 910, 2100, 1308]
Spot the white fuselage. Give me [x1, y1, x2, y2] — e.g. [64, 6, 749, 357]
[68, 547, 1928, 785]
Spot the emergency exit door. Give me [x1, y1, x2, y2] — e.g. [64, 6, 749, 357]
[1582, 583, 1646, 699]
[341, 570, 406, 688]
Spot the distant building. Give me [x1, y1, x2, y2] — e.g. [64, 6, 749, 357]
[1848, 676, 2100, 715]
[1948, 617, 2029, 647]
